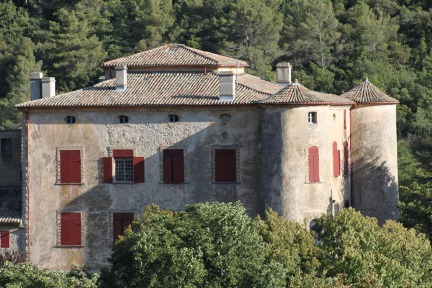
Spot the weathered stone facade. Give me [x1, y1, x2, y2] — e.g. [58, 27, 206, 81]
[16, 44, 399, 271]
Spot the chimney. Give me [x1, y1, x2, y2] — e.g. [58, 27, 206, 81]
[276, 62, 292, 85]
[115, 65, 127, 91]
[219, 72, 235, 101]
[41, 77, 55, 98]
[30, 72, 43, 100]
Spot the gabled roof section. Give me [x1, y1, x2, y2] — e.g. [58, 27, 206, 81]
[0, 187, 21, 224]
[341, 79, 399, 104]
[103, 44, 249, 69]
[261, 81, 354, 105]
[17, 72, 281, 108]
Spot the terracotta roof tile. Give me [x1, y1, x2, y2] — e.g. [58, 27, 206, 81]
[103, 44, 248, 68]
[262, 81, 354, 105]
[0, 187, 21, 224]
[341, 79, 399, 104]
[17, 72, 278, 108]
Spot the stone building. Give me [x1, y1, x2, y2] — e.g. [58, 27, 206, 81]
[15, 44, 399, 271]
[0, 129, 23, 253]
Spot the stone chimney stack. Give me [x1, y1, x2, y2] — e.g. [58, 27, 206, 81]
[276, 62, 292, 85]
[30, 72, 43, 101]
[42, 77, 55, 98]
[219, 72, 235, 101]
[115, 65, 127, 91]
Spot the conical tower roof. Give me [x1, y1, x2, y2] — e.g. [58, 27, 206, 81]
[341, 79, 399, 104]
[261, 80, 354, 105]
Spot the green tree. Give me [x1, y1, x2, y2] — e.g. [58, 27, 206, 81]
[317, 208, 432, 287]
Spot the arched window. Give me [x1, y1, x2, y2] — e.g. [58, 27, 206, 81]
[64, 116, 76, 124]
[168, 114, 179, 123]
[118, 115, 129, 124]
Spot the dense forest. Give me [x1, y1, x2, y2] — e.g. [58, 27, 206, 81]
[0, 0, 431, 237]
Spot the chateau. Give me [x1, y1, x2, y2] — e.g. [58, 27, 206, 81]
[3, 44, 399, 270]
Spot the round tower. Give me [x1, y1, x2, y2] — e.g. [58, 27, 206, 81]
[341, 79, 399, 224]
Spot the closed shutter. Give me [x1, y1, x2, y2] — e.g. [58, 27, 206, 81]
[113, 149, 133, 158]
[102, 157, 113, 183]
[60, 150, 81, 183]
[163, 149, 184, 183]
[333, 142, 340, 177]
[1, 231, 10, 248]
[61, 213, 81, 246]
[308, 146, 319, 182]
[344, 110, 347, 129]
[133, 157, 145, 183]
[113, 212, 134, 242]
[215, 149, 236, 182]
[344, 141, 349, 175]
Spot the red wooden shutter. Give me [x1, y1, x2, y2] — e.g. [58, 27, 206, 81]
[102, 157, 113, 183]
[60, 150, 81, 183]
[163, 149, 184, 183]
[333, 142, 340, 177]
[215, 149, 236, 182]
[308, 146, 319, 182]
[344, 141, 349, 175]
[113, 212, 134, 242]
[61, 213, 81, 246]
[113, 149, 134, 158]
[343, 110, 347, 129]
[1, 231, 10, 248]
[133, 157, 145, 183]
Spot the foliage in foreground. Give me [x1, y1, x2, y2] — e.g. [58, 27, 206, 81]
[99, 202, 432, 288]
[0, 262, 98, 288]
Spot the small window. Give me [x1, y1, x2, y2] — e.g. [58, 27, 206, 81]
[118, 115, 129, 123]
[1, 231, 10, 248]
[60, 213, 81, 246]
[1, 138, 12, 157]
[215, 149, 237, 182]
[168, 114, 179, 123]
[65, 116, 76, 124]
[308, 146, 319, 182]
[102, 149, 145, 183]
[308, 112, 317, 124]
[163, 149, 184, 183]
[113, 212, 134, 243]
[59, 150, 81, 184]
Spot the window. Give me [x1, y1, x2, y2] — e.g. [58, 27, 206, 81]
[1, 231, 9, 248]
[168, 114, 179, 123]
[343, 141, 349, 175]
[333, 142, 340, 177]
[103, 149, 144, 183]
[113, 212, 134, 242]
[163, 149, 184, 183]
[118, 115, 129, 123]
[308, 112, 317, 124]
[59, 150, 81, 183]
[60, 213, 81, 246]
[1, 138, 12, 157]
[215, 149, 236, 182]
[64, 116, 76, 124]
[219, 113, 232, 123]
[308, 146, 319, 182]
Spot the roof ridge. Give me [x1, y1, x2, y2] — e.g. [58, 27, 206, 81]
[183, 45, 220, 65]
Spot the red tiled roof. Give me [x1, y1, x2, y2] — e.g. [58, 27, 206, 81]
[17, 72, 278, 108]
[341, 79, 399, 104]
[103, 44, 249, 68]
[262, 81, 354, 105]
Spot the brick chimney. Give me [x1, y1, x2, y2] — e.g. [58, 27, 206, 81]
[115, 65, 127, 91]
[276, 62, 292, 85]
[219, 72, 235, 101]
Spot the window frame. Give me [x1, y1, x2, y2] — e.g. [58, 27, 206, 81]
[162, 148, 185, 184]
[57, 212, 82, 247]
[57, 148, 82, 184]
[111, 212, 135, 243]
[307, 112, 317, 124]
[214, 148, 238, 183]
[1, 230, 10, 248]
[102, 149, 144, 184]
[114, 158, 134, 183]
